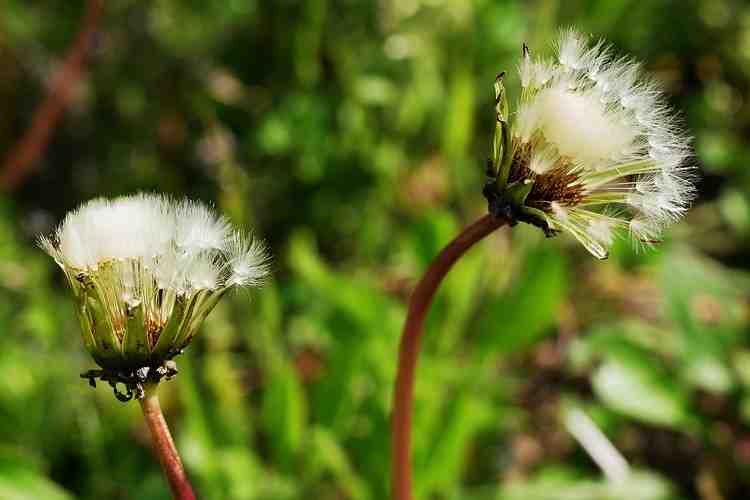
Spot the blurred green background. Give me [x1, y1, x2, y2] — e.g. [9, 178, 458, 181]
[0, 1, 748, 499]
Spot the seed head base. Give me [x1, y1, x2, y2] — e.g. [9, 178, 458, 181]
[81, 359, 179, 402]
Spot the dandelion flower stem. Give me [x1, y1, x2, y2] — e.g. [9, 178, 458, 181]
[391, 214, 508, 500]
[139, 384, 196, 500]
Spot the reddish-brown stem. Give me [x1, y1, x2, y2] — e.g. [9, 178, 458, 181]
[391, 213, 508, 500]
[140, 385, 196, 500]
[0, 0, 102, 191]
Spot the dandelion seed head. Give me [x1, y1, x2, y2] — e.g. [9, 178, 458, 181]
[225, 232, 272, 287]
[528, 145, 560, 175]
[55, 194, 175, 269]
[521, 84, 639, 167]
[498, 29, 696, 258]
[557, 28, 591, 70]
[587, 219, 615, 247]
[520, 56, 554, 90]
[39, 193, 271, 374]
[175, 200, 231, 254]
[186, 254, 221, 291]
[629, 217, 661, 247]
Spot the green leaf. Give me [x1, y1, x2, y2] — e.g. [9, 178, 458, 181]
[476, 244, 567, 356]
[662, 251, 747, 392]
[592, 358, 691, 428]
[262, 365, 307, 469]
[0, 452, 73, 500]
[308, 428, 372, 500]
[410, 210, 459, 268]
[415, 394, 495, 498]
[441, 66, 475, 163]
[499, 468, 673, 500]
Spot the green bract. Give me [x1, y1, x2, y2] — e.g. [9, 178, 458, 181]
[68, 260, 227, 371]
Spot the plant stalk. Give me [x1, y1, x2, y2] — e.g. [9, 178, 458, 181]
[140, 384, 196, 500]
[391, 214, 508, 500]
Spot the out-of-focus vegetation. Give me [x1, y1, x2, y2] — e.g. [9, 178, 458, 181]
[0, 1, 748, 499]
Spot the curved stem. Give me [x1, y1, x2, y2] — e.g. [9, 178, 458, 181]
[391, 214, 508, 500]
[140, 384, 196, 500]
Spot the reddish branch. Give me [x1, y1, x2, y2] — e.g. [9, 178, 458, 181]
[391, 214, 508, 500]
[0, 0, 102, 191]
[140, 385, 196, 500]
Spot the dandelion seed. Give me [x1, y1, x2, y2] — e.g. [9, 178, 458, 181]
[484, 29, 696, 258]
[40, 193, 271, 391]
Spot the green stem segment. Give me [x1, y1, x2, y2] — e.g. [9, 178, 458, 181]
[139, 384, 196, 500]
[391, 214, 508, 500]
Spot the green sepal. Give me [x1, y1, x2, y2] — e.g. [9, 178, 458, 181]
[68, 271, 108, 367]
[490, 121, 502, 178]
[178, 290, 226, 349]
[151, 296, 188, 358]
[516, 204, 559, 238]
[122, 303, 151, 366]
[494, 72, 508, 122]
[520, 205, 550, 223]
[172, 289, 227, 356]
[491, 73, 513, 189]
[168, 290, 207, 355]
[75, 299, 98, 360]
[506, 180, 534, 207]
[85, 293, 125, 369]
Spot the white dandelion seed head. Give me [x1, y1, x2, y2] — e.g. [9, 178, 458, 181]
[174, 200, 231, 254]
[557, 28, 591, 70]
[520, 56, 554, 90]
[528, 145, 560, 175]
[41, 193, 270, 291]
[519, 83, 640, 168]
[629, 217, 661, 244]
[506, 29, 696, 258]
[225, 232, 272, 287]
[587, 219, 615, 247]
[550, 201, 569, 221]
[515, 103, 542, 143]
[53, 194, 176, 269]
[186, 253, 221, 292]
[39, 193, 271, 372]
[151, 250, 189, 292]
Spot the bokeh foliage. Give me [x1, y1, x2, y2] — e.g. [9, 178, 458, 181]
[1, 1, 749, 499]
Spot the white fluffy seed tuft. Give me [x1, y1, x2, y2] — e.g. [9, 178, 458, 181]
[40, 193, 270, 292]
[528, 85, 639, 167]
[510, 29, 696, 258]
[225, 233, 272, 287]
[175, 200, 231, 253]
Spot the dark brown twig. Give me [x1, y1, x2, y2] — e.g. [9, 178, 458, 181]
[0, 0, 102, 191]
[391, 214, 508, 500]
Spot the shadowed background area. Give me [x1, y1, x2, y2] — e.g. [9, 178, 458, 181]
[0, 1, 748, 499]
